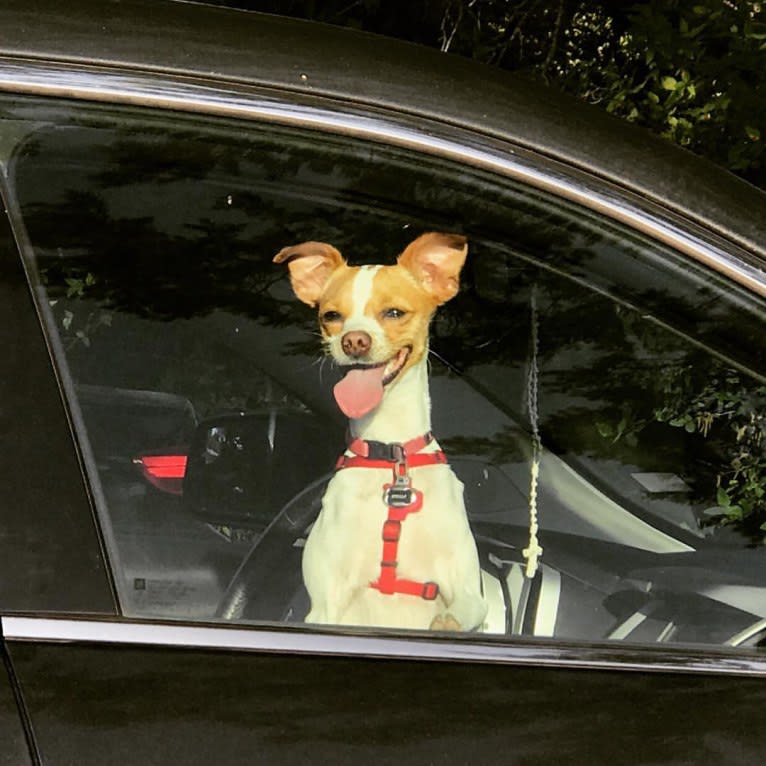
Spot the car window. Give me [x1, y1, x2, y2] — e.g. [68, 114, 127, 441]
[4, 97, 765, 647]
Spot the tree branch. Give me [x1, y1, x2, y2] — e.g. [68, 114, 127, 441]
[542, 0, 574, 77]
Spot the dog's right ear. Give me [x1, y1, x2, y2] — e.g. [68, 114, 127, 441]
[273, 242, 345, 306]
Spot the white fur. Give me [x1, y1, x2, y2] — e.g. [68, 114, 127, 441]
[348, 355, 431, 443]
[350, 265, 381, 317]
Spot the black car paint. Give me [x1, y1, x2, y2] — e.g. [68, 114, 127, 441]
[0, 1, 764, 763]
[6, 641, 766, 766]
[0, 648, 32, 766]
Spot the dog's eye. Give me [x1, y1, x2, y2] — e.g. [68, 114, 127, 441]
[382, 308, 406, 320]
[322, 310, 343, 323]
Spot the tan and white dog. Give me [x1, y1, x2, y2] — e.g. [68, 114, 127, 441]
[274, 232, 487, 631]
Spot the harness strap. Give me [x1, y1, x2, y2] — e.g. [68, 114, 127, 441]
[336, 451, 447, 470]
[346, 431, 433, 461]
[334, 433, 445, 602]
[370, 514, 439, 600]
[373, 574, 440, 600]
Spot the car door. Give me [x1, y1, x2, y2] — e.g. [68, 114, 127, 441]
[0, 653, 31, 766]
[1, 44, 765, 766]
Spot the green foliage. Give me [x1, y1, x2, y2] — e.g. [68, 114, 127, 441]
[655, 373, 766, 535]
[595, 406, 647, 448]
[597, 315, 766, 540]
[554, 1, 766, 188]
[48, 271, 113, 350]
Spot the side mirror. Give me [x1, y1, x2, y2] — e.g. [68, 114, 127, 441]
[182, 409, 341, 529]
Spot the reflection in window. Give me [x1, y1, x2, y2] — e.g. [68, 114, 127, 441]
[5, 98, 765, 647]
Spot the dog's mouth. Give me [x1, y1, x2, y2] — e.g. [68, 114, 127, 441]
[333, 346, 412, 419]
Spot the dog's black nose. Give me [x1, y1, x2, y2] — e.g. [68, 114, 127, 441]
[342, 331, 372, 358]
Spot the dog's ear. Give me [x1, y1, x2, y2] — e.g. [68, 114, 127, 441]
[273, 241, 345, 306]
[398, 232, 468, 305]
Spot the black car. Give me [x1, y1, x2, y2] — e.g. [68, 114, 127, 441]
[1, 1, 765, 763]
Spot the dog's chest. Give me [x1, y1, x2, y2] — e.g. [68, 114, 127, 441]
[312, 465, 464, 569]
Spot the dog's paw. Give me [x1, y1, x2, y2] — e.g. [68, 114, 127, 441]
[429, 613, 462, 631]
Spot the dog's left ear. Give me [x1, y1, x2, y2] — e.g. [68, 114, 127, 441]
[398, 232, 468, 305]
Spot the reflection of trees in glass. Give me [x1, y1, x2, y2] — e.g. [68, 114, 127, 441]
[441, 245, 765, 540]
[642, 362, 765, 541]
[537, 283, 766, 541]
[20, 114, 599, 363]
[441, 426, 527, 464]
[15, 109, 764, 538]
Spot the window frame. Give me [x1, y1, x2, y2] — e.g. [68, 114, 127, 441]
[2, 58, 766, 677]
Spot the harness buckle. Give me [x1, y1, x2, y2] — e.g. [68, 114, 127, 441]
[365, 440, 405, 463]
[384, 484, 414, 508]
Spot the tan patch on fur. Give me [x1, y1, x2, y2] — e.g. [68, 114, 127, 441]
[362, 265, 437, 373]
[317, 266, 359, 338]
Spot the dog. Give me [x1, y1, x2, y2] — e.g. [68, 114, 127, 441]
[274, 232, 487, 631]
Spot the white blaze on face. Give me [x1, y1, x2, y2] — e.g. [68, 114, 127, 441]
[330, 265, 392, 419]
[347, 265, 382, 330]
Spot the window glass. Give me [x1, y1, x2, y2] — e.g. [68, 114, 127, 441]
[5, 98, 765, 646]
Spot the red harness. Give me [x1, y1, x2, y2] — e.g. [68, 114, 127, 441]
[335, 432, 446, 601]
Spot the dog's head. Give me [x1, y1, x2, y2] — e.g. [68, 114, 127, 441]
[274, 232, 467, 418]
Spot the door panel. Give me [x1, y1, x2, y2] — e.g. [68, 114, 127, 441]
[0, 650, 32, 766]
[8, 639, 766, 766]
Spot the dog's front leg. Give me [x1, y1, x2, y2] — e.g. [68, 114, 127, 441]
[303, 574, 354, 625]
[429, 540, 488, 632]
[302, 541, 349, 625]
[301, 507, 362, 625]
[431, 579, 488, 632]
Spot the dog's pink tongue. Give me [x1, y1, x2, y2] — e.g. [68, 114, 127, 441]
[333, 366, 386, 418]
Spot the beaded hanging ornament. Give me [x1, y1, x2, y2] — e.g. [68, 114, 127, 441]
[523, 286, 543, 578]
